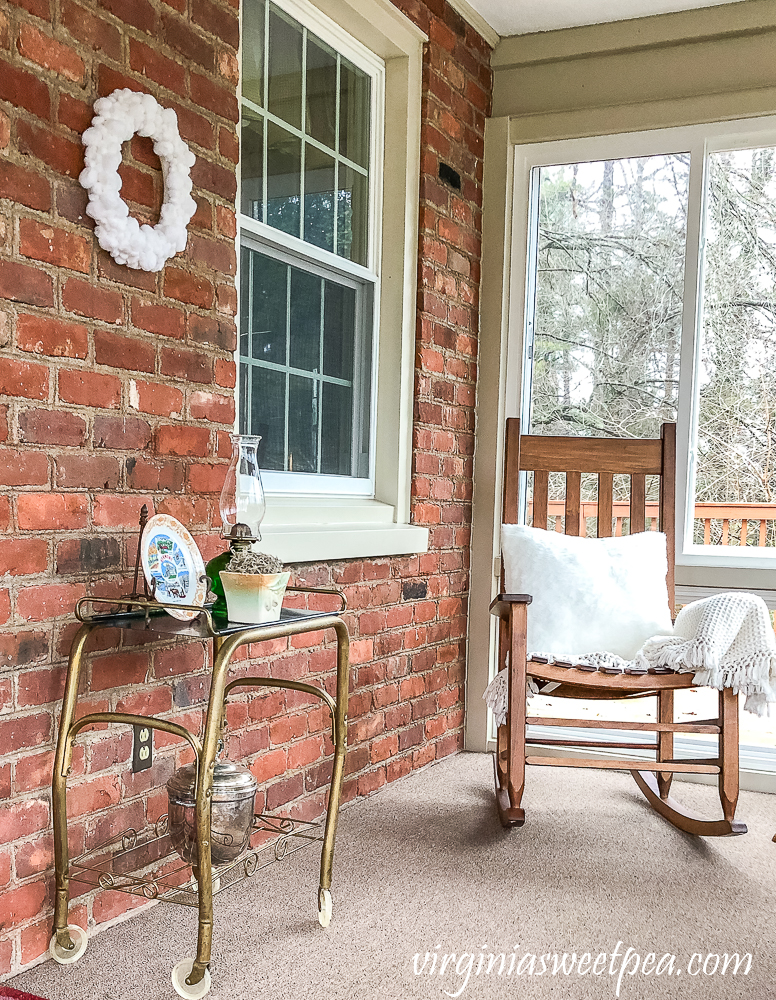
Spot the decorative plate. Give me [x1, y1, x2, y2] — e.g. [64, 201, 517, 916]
[141, 514, 207, 622]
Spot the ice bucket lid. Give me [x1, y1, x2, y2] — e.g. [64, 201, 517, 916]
[166, 759, 258, 803]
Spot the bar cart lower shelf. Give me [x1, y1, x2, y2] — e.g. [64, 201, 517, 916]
[50, 594, 349, 999]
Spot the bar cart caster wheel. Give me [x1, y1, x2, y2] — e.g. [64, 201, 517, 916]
[318, 889, 332, 928]
[49, 925, 88, 965]
[171, 959, 211, 999]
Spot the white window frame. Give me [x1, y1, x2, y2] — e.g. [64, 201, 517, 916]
[236, 0, 429, 562]
[507, 116, 776, 586]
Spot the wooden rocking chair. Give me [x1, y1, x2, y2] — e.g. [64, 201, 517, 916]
[491, 419, 747, 837]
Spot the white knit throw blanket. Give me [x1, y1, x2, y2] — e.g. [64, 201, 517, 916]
[484, 592, 776, 727]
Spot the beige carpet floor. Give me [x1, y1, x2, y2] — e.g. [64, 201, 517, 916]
[12, 751, 776, 1000]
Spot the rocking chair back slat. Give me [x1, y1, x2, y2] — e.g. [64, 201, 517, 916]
[597, 473, 613, 537]
[519, 432, 663, 475]
[564, 471, 581, 536]
[533, 470, 549, 530]
[630, 474, 646, 533]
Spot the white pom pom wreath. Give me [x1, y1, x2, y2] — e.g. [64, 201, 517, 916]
[79, 89, 197, 271]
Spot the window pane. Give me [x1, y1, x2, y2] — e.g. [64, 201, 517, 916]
[242, 0, 265, 108]
[288, 374, 317, 472]
[694, 146, 776, 546]
[239, 362, 249, 435]
[323, 282, 355, 380]
[266, 121, 301, 237]
[339, 58, 370, 168]
[240, 109, 263, 221]
[289, 269, 322, 373]
[528, 155, 689, 439]
[304, 144, 336, 253]
[250, 250, 287, 365]
[251, 366, 286, 470]
[239, 245, 250, 357]
[337, 164, 368, 265]
[306, 36, 337, 150]
[321, 381, 353, 474]
[267, 6, 303, 130]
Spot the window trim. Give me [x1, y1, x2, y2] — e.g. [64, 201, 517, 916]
[236, 0, 429, 562]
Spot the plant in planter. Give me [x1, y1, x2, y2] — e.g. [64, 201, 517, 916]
[219, 547, 290, 624]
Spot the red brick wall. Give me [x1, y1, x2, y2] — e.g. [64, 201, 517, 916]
[0, 0, 491, 975]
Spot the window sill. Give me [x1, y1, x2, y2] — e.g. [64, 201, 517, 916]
[259, 497, 429, 563]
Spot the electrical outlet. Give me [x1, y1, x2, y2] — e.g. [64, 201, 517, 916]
[133, 724, 153, 772]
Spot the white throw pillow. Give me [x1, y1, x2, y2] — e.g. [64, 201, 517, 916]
[501, 524, 673, 659]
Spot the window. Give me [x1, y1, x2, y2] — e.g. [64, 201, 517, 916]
[239, 0, 380, 496]
[236, 0, 428, 562]
[512, 118, 776, 584]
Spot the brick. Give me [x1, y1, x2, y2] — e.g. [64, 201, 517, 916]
[161, 346, 213, 384]
[94, 329, 155, 373]
[0, 260, 53, 308]
[188, 312, 234, 350]
[0, 630, 48, 669]
[93, 415, 152, 451]
[98, 252, 156, 292]
[189, 234, 235, 275]
[129, 38, 185, 93]
[58, 91, 94, 133]
[57, 536, 122, 575]
[0, 538, 48, 575]
[17, 493, 88, 530]
[99, 0, 157, 34]
[67, 773, 121, 818]
[0, 57, 50, 120]
[18, 409, 86, 447]
[63, 278, 124, 324]
[215, 358, 236, 388]
[19, 218, 91, 273]
[17, 118, 83, 179]
[16, 663, 67, 706]
[190, 156, 237, 200]
[62, 0, 121, 59]
[59, 370, 122, 408]
[192, 0, 239, 48]
[161, 12, 215, 70]
[131, 300, 185, 339]
[187, 462, 226, 493]
[163, 268, 213, 308]
[18, 22, 85, 82]
[17, 313, 88, 359]
[0, 711, 52, 755]
[126, 456, 184, 491]
[56, 454, 121, 490]
[1, 878, 48, 930]
[93, 495, 153, 527]
[189, 390, 234, 424]
[154, 424, 211, 457]
[91, 651, 149, 690]
[129, 379, 183, 417]
[117, 162, 159, 211]
[0, 160, 51, 211]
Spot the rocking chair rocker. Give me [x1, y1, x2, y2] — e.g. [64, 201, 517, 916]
[491, 419, 746, 837]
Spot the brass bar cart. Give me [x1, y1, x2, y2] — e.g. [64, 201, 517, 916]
[50, 592, 349, 999]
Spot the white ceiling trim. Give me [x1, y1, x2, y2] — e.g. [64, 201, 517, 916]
[447, 0, 500, 48]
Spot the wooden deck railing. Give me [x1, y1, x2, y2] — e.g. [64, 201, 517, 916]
[529, 501, 776, 546]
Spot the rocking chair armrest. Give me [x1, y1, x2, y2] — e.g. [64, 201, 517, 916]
[489, 593, 533, 621]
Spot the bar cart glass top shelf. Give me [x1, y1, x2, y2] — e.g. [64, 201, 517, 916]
[51, 585, 350, 1000]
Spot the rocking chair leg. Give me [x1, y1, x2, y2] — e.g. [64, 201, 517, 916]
[493, 607, 528, 828]
[718, 687, 740, 824]
[657, 689, 674, 800]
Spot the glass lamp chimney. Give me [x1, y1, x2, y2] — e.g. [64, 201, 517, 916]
[219, 434, 266, 540]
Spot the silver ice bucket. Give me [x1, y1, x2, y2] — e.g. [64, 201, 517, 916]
[166, 759, 258, 867]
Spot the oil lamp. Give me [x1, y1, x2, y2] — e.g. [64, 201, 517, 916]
[219, 433, 265, 541]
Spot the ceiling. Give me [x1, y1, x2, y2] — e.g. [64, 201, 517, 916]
[464, 0, 748, 37]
